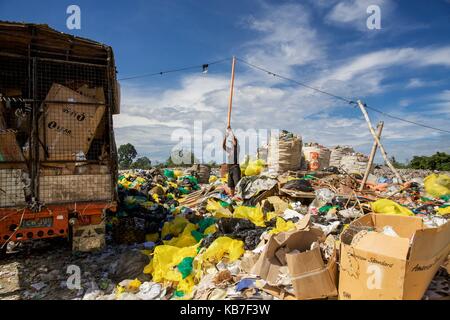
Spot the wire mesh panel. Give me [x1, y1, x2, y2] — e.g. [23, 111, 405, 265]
[35, 59, 113, 204]
[0, 55, 32, 207]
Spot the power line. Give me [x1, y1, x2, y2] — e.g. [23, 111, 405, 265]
[363, 104, 450, 134]
[117, 55, 450, 134]
[236, 57, 355, 104]
[236, 57, 450, 134]
[118, 58, 230, 81]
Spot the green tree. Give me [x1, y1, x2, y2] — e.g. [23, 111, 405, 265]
[131, 156, 152, 170]
[409, 152, 450, 170]
[118, 143, 137, 169]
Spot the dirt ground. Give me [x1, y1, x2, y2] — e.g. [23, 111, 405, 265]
[0, 239, 150, 300]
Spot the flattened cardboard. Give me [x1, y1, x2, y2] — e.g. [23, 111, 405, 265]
[339, 213, 450, 300]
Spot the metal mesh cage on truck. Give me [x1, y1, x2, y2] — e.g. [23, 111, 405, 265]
[0, 22, 119, 208]
[36, 59, 113, 204]
[0, 55, 32, 207]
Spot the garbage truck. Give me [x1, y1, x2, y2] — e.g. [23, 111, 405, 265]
[0, 21, 120, 254]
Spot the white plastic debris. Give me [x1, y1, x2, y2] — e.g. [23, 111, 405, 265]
[136, 282, 162, 300]
[382, 226, 399, 237]
[423, 216, 448, 228]
[313, 221, 341, 236]
[338, 207, 363, 219]
[282, 209, 305, 220]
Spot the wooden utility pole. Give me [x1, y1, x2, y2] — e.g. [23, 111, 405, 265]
[356, 100, 403, 183]
[227, 56, 236, 129]
[359, 121, 384, 191]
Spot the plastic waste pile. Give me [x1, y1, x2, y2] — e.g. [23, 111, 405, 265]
[108, 163, 450, 300]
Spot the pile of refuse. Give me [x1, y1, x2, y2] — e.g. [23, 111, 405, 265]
[105, 161, 450, 300]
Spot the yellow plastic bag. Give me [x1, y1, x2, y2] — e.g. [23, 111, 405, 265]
[269, 217, 296, 234]
[233, 206, 266, 227]
[424, 174, 450, 198]
[176, 274, 195, 295]
[371, 199, 414, 216]
[164, 223, 198, 247]
[221, 174, 228, 184]
[204, 224, 217, 235]
[202, 237, 244, 263]
[437, 206, 450, 216]
[243, 159, 265, 176]
[174, 169, 183, 178]
[128, 278, 142, 291]
[149, 244, 198, 283]
[206, 199, 232, 218]
[161, 216, 189, 239]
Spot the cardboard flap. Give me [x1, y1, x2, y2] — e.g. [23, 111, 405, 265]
[353, 231, 411, 260]
[373, 214, 423, 239]
[296, 213, 311, 230]
[286, 246, 324, 276]
[409, 222, 450, 261]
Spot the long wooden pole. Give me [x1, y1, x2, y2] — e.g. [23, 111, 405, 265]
[359, 121, 384, 191]
[227, 56, 236, 129]
[357, 100, 403, 183]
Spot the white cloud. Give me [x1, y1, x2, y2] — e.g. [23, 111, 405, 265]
[113, 2, 450, 163]
[243, 3, 325, 75]
[326, 0, 389, 30]
[406, 78, 426, 89]
[313, 46, 450, 96]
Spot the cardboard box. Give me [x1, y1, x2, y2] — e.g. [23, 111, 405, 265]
[252, 228, 338, 300]
[39, 83, 105, 161]
[339, 214, 450, 300]
[0, 129, 25, 162]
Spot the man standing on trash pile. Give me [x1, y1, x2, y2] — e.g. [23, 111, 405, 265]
[223, 128, 241, 197]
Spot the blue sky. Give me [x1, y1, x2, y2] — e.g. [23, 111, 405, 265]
[2, 0, 450, 163]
